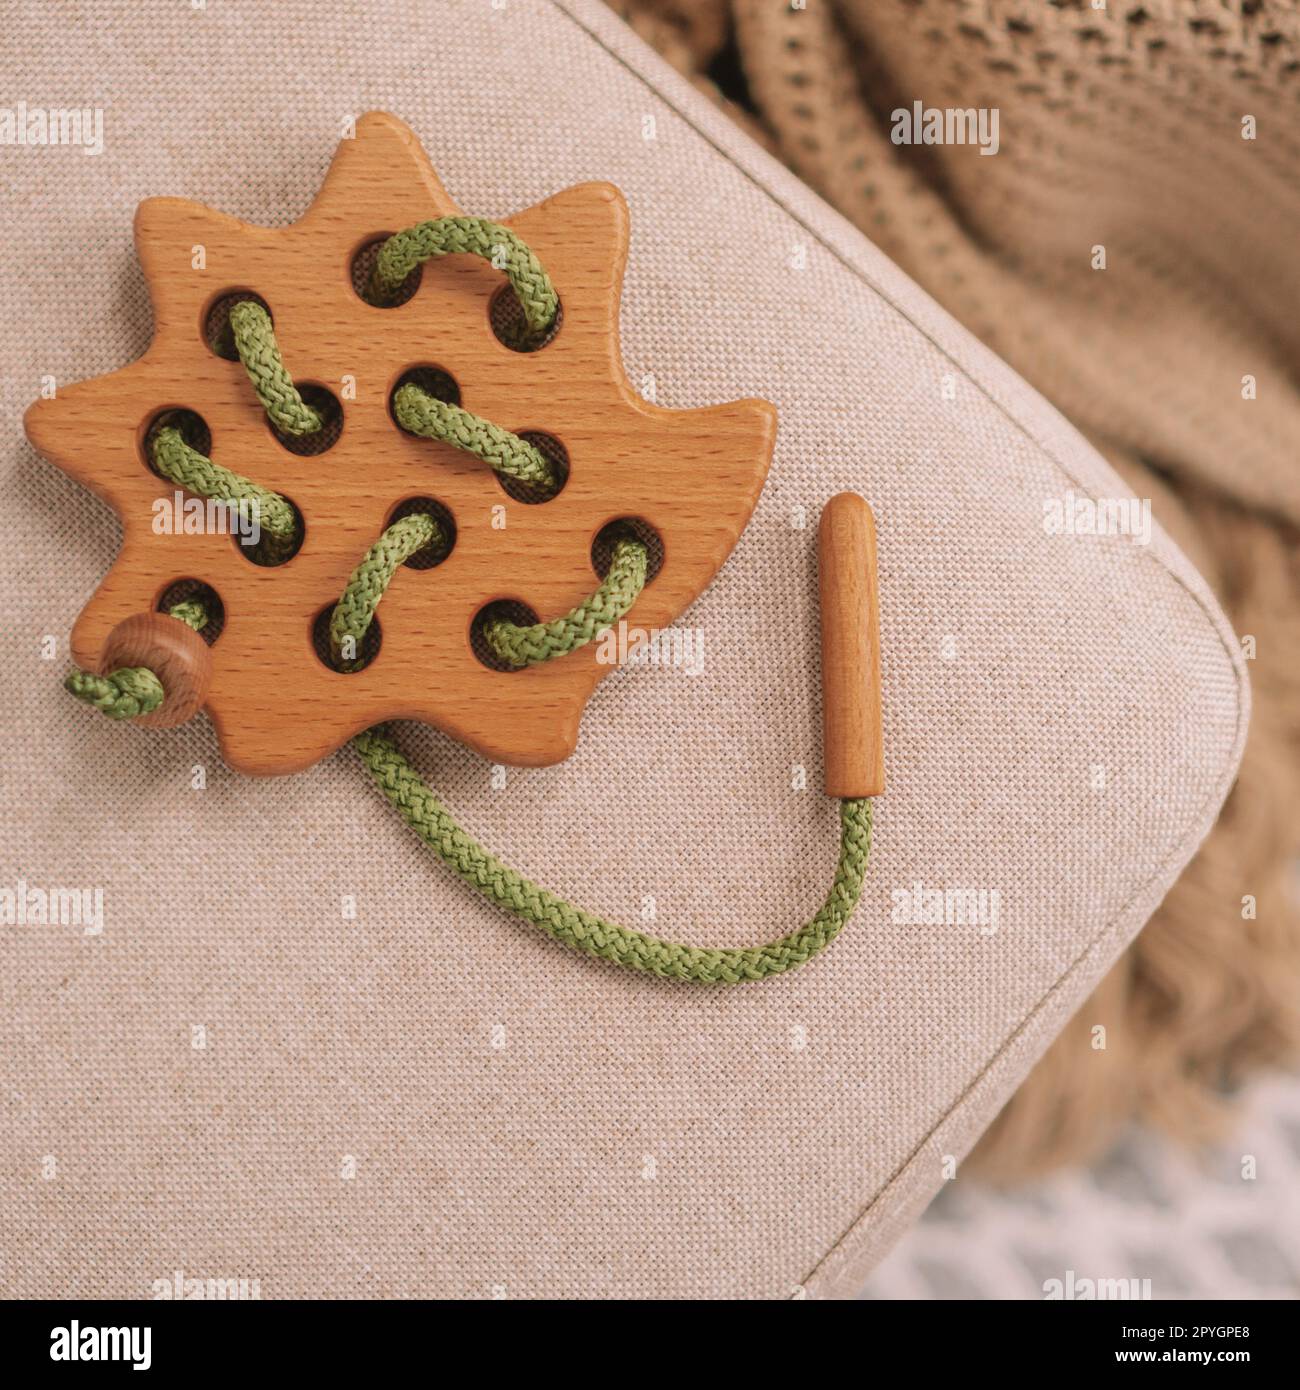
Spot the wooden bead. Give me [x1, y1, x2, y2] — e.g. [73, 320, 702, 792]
[818, 492, 884, 799]
[99, 612, 212, 729]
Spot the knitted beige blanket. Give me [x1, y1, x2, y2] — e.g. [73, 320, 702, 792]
[613, 0, 1300, 1177]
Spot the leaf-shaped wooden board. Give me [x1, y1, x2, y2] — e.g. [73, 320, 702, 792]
[24, 111, 776, 776]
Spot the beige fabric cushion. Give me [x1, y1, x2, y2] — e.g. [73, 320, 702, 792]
[0, 0, 1246, 1299]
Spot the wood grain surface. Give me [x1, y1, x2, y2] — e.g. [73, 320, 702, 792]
[818, 492, 884, 798]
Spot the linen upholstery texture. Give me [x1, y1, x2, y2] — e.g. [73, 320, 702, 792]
[612, 0, 1300, 1180]
[0, 0, 1246, 1299]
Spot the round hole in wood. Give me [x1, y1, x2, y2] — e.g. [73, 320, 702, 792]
[156, 578, 226, 645]
[495, 430, 569, 504]
[232, 491, 305, 568]
[592, 516, 664, 584]
[351, 233, 422, 307]
[470, 599, 541, 672]
[268, 382, 343, 456]
[142, 407, 211, 474]
[489, 283, 563, 352]
[384, 496, 457, 570]
[312, 603, 382, 673]
[202, 289, 272, 360]
[388, 365, 462, 432]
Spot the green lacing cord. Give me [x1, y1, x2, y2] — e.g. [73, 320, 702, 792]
[354, 725, 873, 984]
[66, 579, 873, 982]
[229, 301, 322, 436]
[332, 511, 646, 671]
[64, 601, 208, 720]
[228, 296, 560, 494]
[330, 512, 443, 668]
[485, 536, 647, 667]
[64, 220, 873, 982]
[392, 383, 558, 492]
[65, 665, 164, 720]
[370, 217, 560, 347]
[167, 599, 209, 631]
[150, 423, 298, 561]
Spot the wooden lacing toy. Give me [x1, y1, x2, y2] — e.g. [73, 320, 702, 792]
[26, 112, 883, 984]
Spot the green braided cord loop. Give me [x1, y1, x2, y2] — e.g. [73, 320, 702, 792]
[354, 726, 872, 984]
[484, 536, 647, 668]
[392, 384, 556, 490]
[372, 217, 559, 341]
[329, 513, 442, 668]
[65, 666, 163, 720]
[151, 427, 299, 559]
[64, 602, 209, 721]
[228, 301, 323, 437]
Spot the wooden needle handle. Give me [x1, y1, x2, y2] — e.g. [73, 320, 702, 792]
[818, 492, 884, 798]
